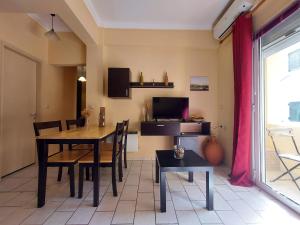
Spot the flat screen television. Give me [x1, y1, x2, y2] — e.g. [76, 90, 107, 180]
[152, 97, 189, 120]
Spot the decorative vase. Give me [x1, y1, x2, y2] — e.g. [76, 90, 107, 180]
[164, 72, 169, 86]
[144, 103, 150, 121]
[174, 145, 185, 159]
[139, 72, 144, 86]
[202, 136, 224, 166]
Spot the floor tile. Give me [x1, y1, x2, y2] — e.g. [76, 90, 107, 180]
[0, 192, 21, 205]
[4, 191, 36, 207]
[89, 211, 114, 225]
[168, 180, 185, 192]
[171, 192, 193, 210]
[66, 206, 96, 224]
[0, 208, 35, 225]
[216, 211, 246, 225]
[227, 199, 263, 223]
[136, 192, 154, 211]
[138, 180, 153, 192]
[134, 211, 155, 225]
[111, 200, 136, 224]
[0, 178, 31, 192]
[120, 185, 138, 201]
[176, 210, 201, 225]
[194, 208, 222, 224]
[184, 185, 205, 201]
[97, 193, 119, 212]
[125, 175, 140, 186]
[0, 206, 19, 222]
[22, 201, 61, 224]
[155, 201, 177, 224]
[57, 197, 84, 212]
[215, 185, 240, 201]
[214, 193, 232, 210]
[0, 160, 299, 225]
[44, 211, 73, 225]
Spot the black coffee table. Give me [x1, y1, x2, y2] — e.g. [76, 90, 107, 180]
[155, 150, 214, 212]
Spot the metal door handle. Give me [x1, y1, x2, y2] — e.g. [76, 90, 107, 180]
[30, 113, 37, 120]
[156, 124, 165, 127]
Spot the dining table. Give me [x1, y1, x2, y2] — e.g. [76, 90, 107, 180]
[35, 125, 116, 208]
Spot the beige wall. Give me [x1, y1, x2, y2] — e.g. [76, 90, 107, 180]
[48, 32, 86, 66]
[102, 29, 219, 159]
[0, 13, 78, 162]
[37, 65, 77, 122]
[0, 13, 78, 123]
[217, 35, 234, 167]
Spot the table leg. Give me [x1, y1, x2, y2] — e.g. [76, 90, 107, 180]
[93, 140, 100, 207]
[160, 172, 166, 212]
[188, 171, 193, 182]
[155, 157, 159, 183]
[37, 140, 48, 208]
[206, 170, 214, 210]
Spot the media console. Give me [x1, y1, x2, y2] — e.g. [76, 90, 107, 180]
[141, 121, 211, 154]
[140, 121, 210, 136]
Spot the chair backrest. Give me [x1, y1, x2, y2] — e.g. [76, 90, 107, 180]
[123, 120, 129, 150]
[33, 121, 62, 136]
[267, 128, 300, 155]
[66, 119, 78, 130]
[33, 120, 63, 151]
[112, 122, 125, 163]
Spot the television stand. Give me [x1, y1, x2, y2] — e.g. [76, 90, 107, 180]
[155, 118, 182, 122]
[140, 121, 210, 136]
[140, 121, 211, 153]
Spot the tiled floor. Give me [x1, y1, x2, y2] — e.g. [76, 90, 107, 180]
[0, 160, 299, 225]
[266, 169, 300, 205]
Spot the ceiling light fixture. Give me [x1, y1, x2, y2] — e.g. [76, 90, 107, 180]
[44, 14, 60, 41]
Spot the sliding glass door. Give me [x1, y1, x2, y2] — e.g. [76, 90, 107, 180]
[254, 9, 300, 213]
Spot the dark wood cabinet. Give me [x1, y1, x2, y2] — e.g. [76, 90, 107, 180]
[108, 68, 130, 98]
[141, 121, 180, 136]
[140, 121, 211, 136]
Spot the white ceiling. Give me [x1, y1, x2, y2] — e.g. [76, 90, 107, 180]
[28, 13, 71, 32]
[84, 0, 230, 30]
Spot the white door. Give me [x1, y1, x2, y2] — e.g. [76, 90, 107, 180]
[1, 46, 37, 176]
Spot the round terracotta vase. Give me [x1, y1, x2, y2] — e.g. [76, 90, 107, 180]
[202, 136, 224, 166]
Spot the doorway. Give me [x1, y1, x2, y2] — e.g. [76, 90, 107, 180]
[0, 45, 37, 177]
[254, 10, 300, 212]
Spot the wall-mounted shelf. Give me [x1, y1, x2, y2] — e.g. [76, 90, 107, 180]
[130, 82, 174, 88]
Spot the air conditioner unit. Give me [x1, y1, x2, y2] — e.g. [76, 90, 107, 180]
[213, 0, 255, 40]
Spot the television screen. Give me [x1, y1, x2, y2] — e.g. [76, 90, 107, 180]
[152, 97, 189, 120]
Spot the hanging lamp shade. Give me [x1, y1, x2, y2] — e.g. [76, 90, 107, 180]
[45, 14, 60, 41]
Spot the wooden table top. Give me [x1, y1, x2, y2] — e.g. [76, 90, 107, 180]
[36, 126, 115, 140]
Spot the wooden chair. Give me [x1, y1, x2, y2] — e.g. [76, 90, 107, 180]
[78, 122, 125, 197]
[33, 120, 90, 197]
[66, 119, 92, 180]
[66, 119, 91, 150]
[267, 128, 300, 190]
[102, 120, 129, 168]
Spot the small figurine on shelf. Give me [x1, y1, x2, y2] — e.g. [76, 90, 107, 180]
[152, 79, 155, 86]
[164, 72, 169, 86]
[139, 72, 144, 86]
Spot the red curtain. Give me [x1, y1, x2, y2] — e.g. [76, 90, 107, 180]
[230, 14, 253, 187]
